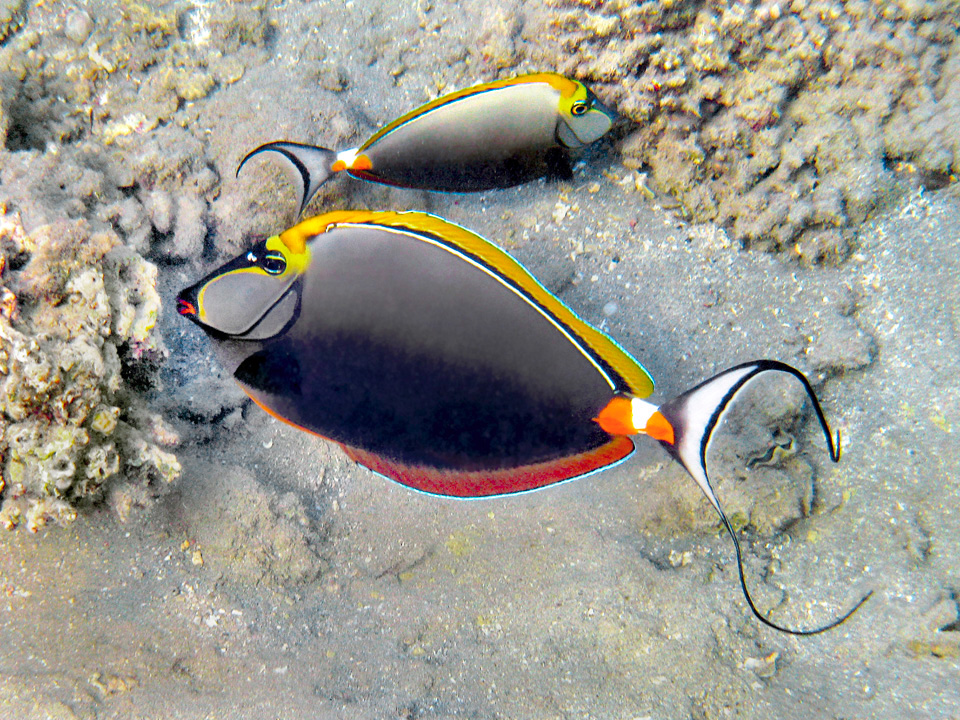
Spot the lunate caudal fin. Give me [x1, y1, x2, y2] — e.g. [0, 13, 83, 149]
[237, 142, 339, 217]
[656, 360, 872, 635]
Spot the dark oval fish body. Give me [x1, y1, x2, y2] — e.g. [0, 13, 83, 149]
[178, 211, 652, 497]
[352, 79, 588, 191]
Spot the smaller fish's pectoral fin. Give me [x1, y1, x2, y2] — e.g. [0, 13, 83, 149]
[655, 360, 871, 635]
[543, 147, 573, 182]
[237, 142, 339, 217]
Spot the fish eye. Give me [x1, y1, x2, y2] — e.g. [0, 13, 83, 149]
[260, 252, 287, 275]
[571, 100, 589, 116]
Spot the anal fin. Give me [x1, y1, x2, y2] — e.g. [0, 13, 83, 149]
[341, 436, 635, 498]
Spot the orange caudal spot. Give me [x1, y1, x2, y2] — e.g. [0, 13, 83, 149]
[595, 396, 637, 437]
[644, 410, 675, 445]
[351, 154, 373, 171]
[331, 159, 347, 172]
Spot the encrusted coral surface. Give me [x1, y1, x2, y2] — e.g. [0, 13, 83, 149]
[0, 0, 268, 254]
[0, 207, 178, 531]
[538, 0, 960, 258]
[0, 0, 25, 47]
[0, 0, 279, 530]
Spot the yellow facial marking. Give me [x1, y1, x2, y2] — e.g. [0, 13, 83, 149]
[278, 211, 378, 255]
[266, 234, 309, 275]
[558, 82, 591, 120]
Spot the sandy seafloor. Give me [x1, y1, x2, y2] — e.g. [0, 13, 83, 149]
[2, 1, 960, 718]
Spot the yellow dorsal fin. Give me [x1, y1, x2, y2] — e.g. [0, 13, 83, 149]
[284, 210, 654, 398]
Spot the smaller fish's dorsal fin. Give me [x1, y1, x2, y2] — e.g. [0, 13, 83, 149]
[294, 210, 655, 398]
[360, 73, 581, 151]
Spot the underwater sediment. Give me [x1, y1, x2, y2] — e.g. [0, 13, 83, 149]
[0, 0, 952, 545]
[0, 0, 956, 718]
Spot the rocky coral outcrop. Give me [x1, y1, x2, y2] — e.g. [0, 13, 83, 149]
[537, 0, 960, 258]
[0, 208, 178, 531]
[0, 0, 281, 530]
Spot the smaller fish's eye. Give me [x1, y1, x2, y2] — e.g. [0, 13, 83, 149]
[571, 101, 589, 116]
[260, 252, 287, 275]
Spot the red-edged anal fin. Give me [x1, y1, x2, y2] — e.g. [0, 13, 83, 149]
[340, 436, 636, 498]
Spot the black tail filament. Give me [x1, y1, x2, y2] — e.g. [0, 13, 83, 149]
[720, 509, 873, 636]
[724, 395, 872, 635]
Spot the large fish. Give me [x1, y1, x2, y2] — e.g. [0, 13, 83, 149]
[237, 73, 617, 215]
[177, 210, 870, 635]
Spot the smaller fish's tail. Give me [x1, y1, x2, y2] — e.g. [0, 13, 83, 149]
[237, 142, 340, 217]
[632, 360, 870, 635]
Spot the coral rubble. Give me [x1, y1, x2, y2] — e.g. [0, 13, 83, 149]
[538, 0, 960, 258]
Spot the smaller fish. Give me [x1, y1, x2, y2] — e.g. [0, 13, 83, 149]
[177, 211, 871, 635]
[237, 73, 617, 215]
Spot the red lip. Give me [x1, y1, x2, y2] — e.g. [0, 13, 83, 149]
[176, 297, 196, 316]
